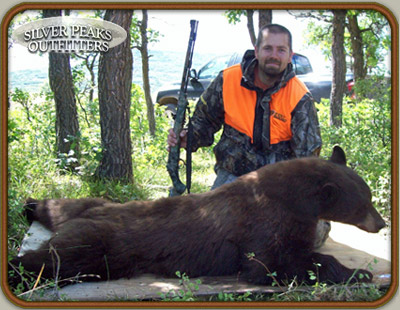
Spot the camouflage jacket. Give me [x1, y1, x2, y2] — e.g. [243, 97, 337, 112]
[190, 50, 322, 176]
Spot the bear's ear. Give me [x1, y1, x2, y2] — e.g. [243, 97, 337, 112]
[330, 146, 347, 166]
[24, 198, 39, 224]
[320, 183, 340, 205]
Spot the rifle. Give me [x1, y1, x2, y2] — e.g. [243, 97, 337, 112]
[167, 20, 199, 197]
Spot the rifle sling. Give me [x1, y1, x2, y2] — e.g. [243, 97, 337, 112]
[186, 107, 193, 194]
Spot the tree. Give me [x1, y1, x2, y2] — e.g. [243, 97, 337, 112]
[131, 10, 157, 136]
[245, 10, 256, 46]
[96, 10, 134, 182]
[290, 10, 390, 78]
[258, 10, 273, 29]
[330, 10, 347, 128]
[224, 10, 272, 46]
[42, 9, 80, 169]
[347, 12, 366, 82]
[346, 10, 389, 82]
[72, 53, 99, 103]
[289, 9, 390, 127]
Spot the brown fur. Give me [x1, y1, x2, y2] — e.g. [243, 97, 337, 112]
[9, 147, 385, 286]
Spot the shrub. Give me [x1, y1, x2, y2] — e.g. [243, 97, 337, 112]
[316, 74, 391, 217]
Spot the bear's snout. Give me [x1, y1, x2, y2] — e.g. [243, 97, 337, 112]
[356, 209, 386, 233]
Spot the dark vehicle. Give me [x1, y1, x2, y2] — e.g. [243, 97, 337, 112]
[156, 51, 353, 111]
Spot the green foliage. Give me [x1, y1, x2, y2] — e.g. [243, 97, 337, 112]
[316, 75, 391, 216]
[8, 262, 38, 297]
[304, 19, 333, 61]
[246, 252, 283, 290]
[269, 279, 386, 302]
[305, 10, 389, 73]
[307, 263, 321, 282]
[70, 53, 99, 104]
[130, 12, 162, 50]
[8, 10, 41, 41]
[348, 10, 390, 72]
[129, 84, 176, 196]
[224, 10, 247, 25]
[158, 271, 201, 301]
[215, 291, 253, 301]
[8, 88, 56, 172]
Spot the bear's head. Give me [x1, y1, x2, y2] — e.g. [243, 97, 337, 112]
[319, 146, 386, 233]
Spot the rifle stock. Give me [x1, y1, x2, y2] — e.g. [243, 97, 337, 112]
[167, 20, 199, 196]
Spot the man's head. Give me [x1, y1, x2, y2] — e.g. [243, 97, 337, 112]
[255, 24, 293, 79]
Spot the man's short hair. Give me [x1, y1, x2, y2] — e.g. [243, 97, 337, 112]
[255, 24, 293, 52]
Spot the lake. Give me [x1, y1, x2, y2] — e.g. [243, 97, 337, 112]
[8, 49, 222, 98]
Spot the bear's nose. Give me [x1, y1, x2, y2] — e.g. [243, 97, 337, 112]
[376, 216, 387, 231]
[356, 210, 386, 233]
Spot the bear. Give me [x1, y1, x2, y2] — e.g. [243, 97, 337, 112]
[9, 146, 386, 289]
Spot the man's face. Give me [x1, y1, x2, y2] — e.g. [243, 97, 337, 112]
[255, 31, 292, 78]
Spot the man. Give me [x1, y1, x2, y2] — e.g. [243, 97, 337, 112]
[168, 24, 329, 247]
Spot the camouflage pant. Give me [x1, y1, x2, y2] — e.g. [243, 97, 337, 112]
[211, 168, 331, 249]
[211, 168, 238, 190]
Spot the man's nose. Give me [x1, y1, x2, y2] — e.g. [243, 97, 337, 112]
[268, 48, 280, 59]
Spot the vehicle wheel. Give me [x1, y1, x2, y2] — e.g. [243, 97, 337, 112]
[159, 98, 177, 118]
[164, 103, 177, 115]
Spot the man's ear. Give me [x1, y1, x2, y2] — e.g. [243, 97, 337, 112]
[330, 146, 347, 166]
[320, 183, 340, 205]
[289, 51, 294, 63]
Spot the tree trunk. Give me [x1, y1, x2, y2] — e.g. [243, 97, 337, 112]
[246, 10, 256, 46]
[258, 10, 272, 28]
[43, 9, 80, 168]
[330, 9, 347, 128]
[244, 10, 272, 47]
[86, 54, 98, 103]
[347, 13, 367, 82]
[140, 10, 156, 136]
[97, 10, 134, 182]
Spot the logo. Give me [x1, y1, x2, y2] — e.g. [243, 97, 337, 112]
[271, 110, 287, 122]
[12, 16, 127, 53]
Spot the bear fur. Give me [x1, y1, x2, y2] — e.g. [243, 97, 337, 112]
[9, 147, 385, 287]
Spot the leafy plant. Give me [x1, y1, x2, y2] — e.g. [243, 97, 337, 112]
[316, 77, 391, 217]
[246, 252, 284, 291]
[159, 271, 201, 301]
[216, 291, 253, 301]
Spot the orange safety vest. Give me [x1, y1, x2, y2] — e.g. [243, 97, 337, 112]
[222, 64, 308, 145]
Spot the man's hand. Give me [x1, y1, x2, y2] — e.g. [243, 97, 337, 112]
[167, 128, 188, 152]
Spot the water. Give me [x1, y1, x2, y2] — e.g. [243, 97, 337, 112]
[8, 49, 220, 95]
[9, 68, 48, 93]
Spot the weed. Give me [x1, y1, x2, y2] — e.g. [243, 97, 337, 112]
[215, 291, 253, 301]
[158, 271, 202, 301]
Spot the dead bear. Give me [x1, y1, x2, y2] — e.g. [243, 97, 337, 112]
[9, 146, 386, 287]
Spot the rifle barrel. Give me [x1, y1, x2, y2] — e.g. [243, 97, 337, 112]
[167, 20, 199, 196]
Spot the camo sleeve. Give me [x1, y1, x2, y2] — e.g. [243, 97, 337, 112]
[290, 93, 322, 157]
[190, 72, 225, 151]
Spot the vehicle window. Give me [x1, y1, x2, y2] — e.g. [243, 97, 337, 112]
[228, 52, 243, 67]
[198, 55, 231, 79]
[293, 54, 313, 75]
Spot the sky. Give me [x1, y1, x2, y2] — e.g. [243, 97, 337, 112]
[8, 10, 331, 73]
[147, 10, 309, 53]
